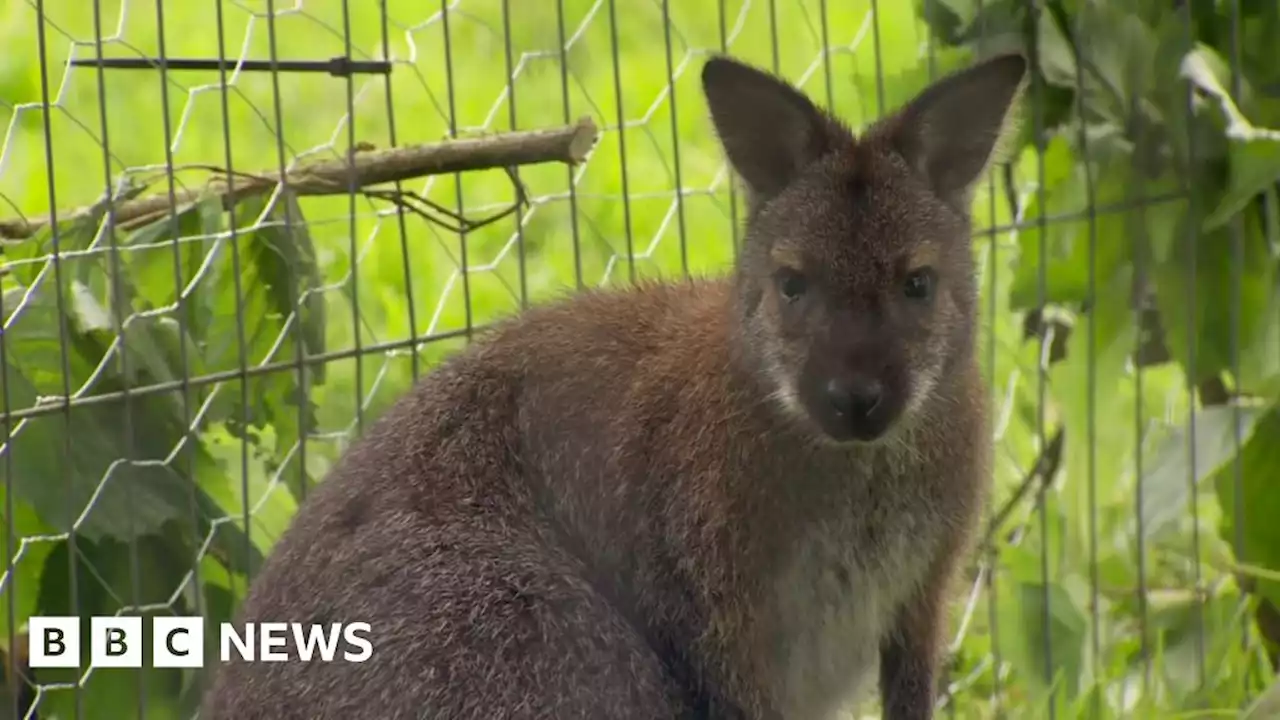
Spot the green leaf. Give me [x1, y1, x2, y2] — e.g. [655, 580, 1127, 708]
[1212, 405, 1280, 611]
[0, 284, 263, 579]
[3, 213, 105, 293]
[1009, 138, 1077, 309]
[1032, 6, 1078, 92]
[1204, 137, 1280, 232]
[1010, 140, 1153, 311]
[1139, 404, 1267, 540]
[1154, 203, 1277, 385]
[1071, 4, 1162, 125]
[200, 426, 298, 557]
[2, 180, 151, 296]
[994, 577, 1088, 701]
[0, 284, 180, 540]
[1181, 45, 1276, 145]
[256, 189, 326, 381]
[197, 191, 326, 501]
[1187, 40, 1280, 232]
[851, 46, 973, 122]
[120, 194, 224, 328]
[1151, 584, 1266, 709]
[0, 490, 56, 644]
[1244, 675, 1280, 720]
[915, 0, 973, 46]
[1000, 505, 1069, 595]
[929, 0, 980, 23]
[1048, 266, 1137, 558]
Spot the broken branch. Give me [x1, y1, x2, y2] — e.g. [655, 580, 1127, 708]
[0, 116, 599, 239]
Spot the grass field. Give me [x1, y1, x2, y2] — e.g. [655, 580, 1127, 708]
[1, 1, 1275, 718]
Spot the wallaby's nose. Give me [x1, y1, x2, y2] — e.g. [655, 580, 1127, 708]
[825, 378, 883, 419]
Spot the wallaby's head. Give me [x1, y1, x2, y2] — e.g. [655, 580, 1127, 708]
[702, 54, 1026, 444]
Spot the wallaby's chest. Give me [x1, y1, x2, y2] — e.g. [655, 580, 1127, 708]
[755, 463, 942, 720]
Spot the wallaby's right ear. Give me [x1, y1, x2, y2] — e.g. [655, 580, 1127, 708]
[873, 53, 1028, 208]
[701, 56, 836, 202]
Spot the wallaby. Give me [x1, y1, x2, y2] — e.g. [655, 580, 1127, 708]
[200, 52, 1027, 720]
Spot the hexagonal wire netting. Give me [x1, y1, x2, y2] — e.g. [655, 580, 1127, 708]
[1, 0, 1277, 718]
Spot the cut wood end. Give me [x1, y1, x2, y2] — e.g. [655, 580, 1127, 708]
[568, 116, 600, 165]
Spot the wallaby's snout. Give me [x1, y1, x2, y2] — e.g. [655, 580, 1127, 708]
[824, 376, 882, 428]
[817, 373, 891, 442]
[793, 303, 916, 440]
[797, 326, 909, 443]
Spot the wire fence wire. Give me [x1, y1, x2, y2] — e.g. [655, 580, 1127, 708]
[1, 0, 1277, 718]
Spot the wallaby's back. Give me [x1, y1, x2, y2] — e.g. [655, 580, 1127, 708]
[199, 282, 741, 720]
[201, 52, 1027, 720]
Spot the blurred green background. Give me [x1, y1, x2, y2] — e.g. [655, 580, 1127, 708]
[1, 0, 1279, 718]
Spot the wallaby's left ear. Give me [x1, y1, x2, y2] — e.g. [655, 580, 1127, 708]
[701, 55, 841, 205]
[872, 53, 1028, 208]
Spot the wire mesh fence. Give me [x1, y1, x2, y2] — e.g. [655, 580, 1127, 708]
[0, 0, 1277, 718]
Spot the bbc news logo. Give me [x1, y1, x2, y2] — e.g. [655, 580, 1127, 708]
[26, 616, 373, 668]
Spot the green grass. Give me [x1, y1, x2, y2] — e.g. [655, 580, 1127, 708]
[0, 1, 1274, 718]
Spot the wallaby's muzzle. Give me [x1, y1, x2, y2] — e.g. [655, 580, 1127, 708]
[797, 348, 908, 443]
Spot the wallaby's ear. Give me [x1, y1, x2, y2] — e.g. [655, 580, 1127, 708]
[875, 53, 1028, 207]
[701, 56, 837, 202]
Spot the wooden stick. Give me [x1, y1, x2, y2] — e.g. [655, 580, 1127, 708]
[0, 116, 599, 240]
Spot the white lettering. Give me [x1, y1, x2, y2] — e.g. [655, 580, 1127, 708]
[292, 623, 342, 661]
[342, 622, 373, 662]
[220, 623, 254, 661]
[259, 622, 289, 661]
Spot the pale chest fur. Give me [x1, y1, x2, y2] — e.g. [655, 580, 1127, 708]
[750, 460, 946, 720]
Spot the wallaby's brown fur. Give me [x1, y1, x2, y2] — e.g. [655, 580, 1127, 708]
[200, 53, 1027, 720]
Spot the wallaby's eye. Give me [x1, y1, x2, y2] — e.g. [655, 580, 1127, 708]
[904, 267, 936, 300]
[776, 268, 808, 302]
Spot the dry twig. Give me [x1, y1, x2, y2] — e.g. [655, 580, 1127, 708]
[0, 116, 599, 239]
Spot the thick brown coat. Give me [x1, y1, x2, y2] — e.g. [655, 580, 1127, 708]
[201, 53, 1027, 720]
